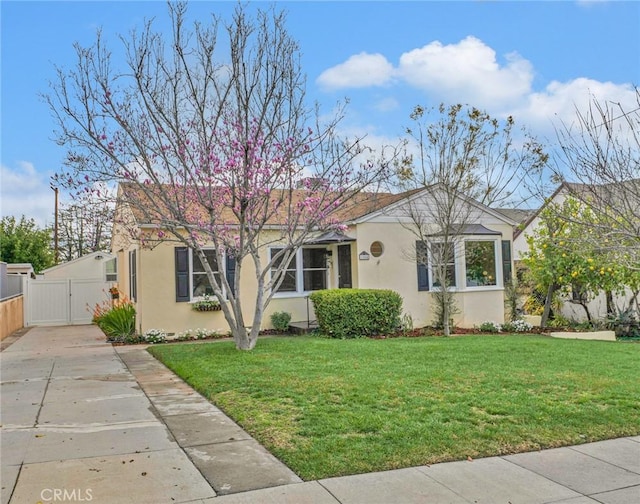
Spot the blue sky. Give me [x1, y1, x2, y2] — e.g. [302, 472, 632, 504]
[2, 1, 639, 226]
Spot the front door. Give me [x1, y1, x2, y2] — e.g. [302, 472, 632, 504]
[338, 244, 352, 288]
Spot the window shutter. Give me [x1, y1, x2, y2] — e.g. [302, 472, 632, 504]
[416, 241, 429, 291]
[175, 247, 190, 302]
[129, 250, 137, 301]
[501, 240, 512, 283]
[225, 253, 236, 296]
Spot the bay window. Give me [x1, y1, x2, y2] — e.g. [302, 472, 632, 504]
[416, 237, 505, 291]
[465, 241, 497, 287]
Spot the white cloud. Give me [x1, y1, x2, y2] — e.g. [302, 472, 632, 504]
[373, 97, 400, 113]
[513, 78, 638, 140]
[317, 36, 635, 153]
[319, 37, 534, 109]
[0, 162, 55, 227]
[397, 36, 534, 109]
[317, 52, 395, 90]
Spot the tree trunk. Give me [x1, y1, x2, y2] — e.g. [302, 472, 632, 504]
[233, 326, 258, 350]
[628, 290, 639, 312]
[579, 301, 592, 323]
[541, 283, 557, 328]
[605, 290, 614, 317]
[443, 292, 451, 337]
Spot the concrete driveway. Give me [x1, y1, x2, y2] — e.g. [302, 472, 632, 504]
[1, 325, 216, 504]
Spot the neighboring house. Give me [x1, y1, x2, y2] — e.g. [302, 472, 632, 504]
[38, 251, 117, 282]
[512, 182, 639, 322]
[112, 184, 517, 335]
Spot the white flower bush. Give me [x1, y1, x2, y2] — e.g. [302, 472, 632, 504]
[174, 328, 222, 341]
[142, 329, 167, 344]
[478, 321, 501, 333]
[503, 319, 533, 333]
[477, 319, 533, 333]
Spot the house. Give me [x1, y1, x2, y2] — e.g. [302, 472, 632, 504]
[111, 184, 518, 335]
[513, 181, 639, 322]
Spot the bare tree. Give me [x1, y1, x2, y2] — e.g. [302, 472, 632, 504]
[57, 191, 113, 262]
[552, 89, 640, 270]
[396, 104, 547, 335]
[46, 2, 387, 350]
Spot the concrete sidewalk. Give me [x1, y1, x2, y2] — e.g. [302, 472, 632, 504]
[2, 326, 639, 504]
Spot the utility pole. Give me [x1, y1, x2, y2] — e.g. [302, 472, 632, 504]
[51, 185, 59, 264]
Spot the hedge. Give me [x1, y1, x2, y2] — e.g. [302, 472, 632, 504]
[309, 289, 403, 338]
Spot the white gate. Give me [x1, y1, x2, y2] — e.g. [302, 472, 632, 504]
[26, 278, 109, 326]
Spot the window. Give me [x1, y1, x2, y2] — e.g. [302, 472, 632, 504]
[465, 241, 497, 287]
[174, 247, 235, 302]
[416, 238, 502, 291]
[431, 242, 457, 288]
[270, 246, 328, 294]
[105, 258, 117, 282]
[303, 248, 327, 291]
[370, 241, 384, 257]
[270, 248, 297, 292]
[192, 249, 220, 298]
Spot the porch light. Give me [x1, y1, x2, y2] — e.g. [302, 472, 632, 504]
[359, 251, 370, 261]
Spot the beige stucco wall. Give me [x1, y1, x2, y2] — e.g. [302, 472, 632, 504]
[113, 206, 514, 333]
[127, 234, 346, 334]
[355, 214, 513, 328]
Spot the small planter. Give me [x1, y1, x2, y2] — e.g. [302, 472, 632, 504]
[193, 304, 222, 312]
[191, 296, 222, 312]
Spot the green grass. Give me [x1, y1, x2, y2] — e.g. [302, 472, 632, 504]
[148, 335, 640, 480]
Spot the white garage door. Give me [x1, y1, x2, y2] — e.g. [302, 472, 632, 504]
[27, 278, 110, 326]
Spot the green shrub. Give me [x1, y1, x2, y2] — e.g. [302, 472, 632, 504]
[478, 321, 501, 333]
[310, 289, 402, 338]
[94, 302, 136, 342]
[608, 308, 640, 339]
[270, 311, 292, 332]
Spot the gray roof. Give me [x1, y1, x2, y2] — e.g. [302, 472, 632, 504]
[494, 208, 537, 225]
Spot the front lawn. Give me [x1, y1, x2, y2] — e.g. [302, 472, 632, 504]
[148, 335, 640, 480]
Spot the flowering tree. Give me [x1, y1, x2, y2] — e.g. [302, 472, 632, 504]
[46, 3, 387, 350]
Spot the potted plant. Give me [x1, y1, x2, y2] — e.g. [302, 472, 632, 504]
[191, 295, 221, 312]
